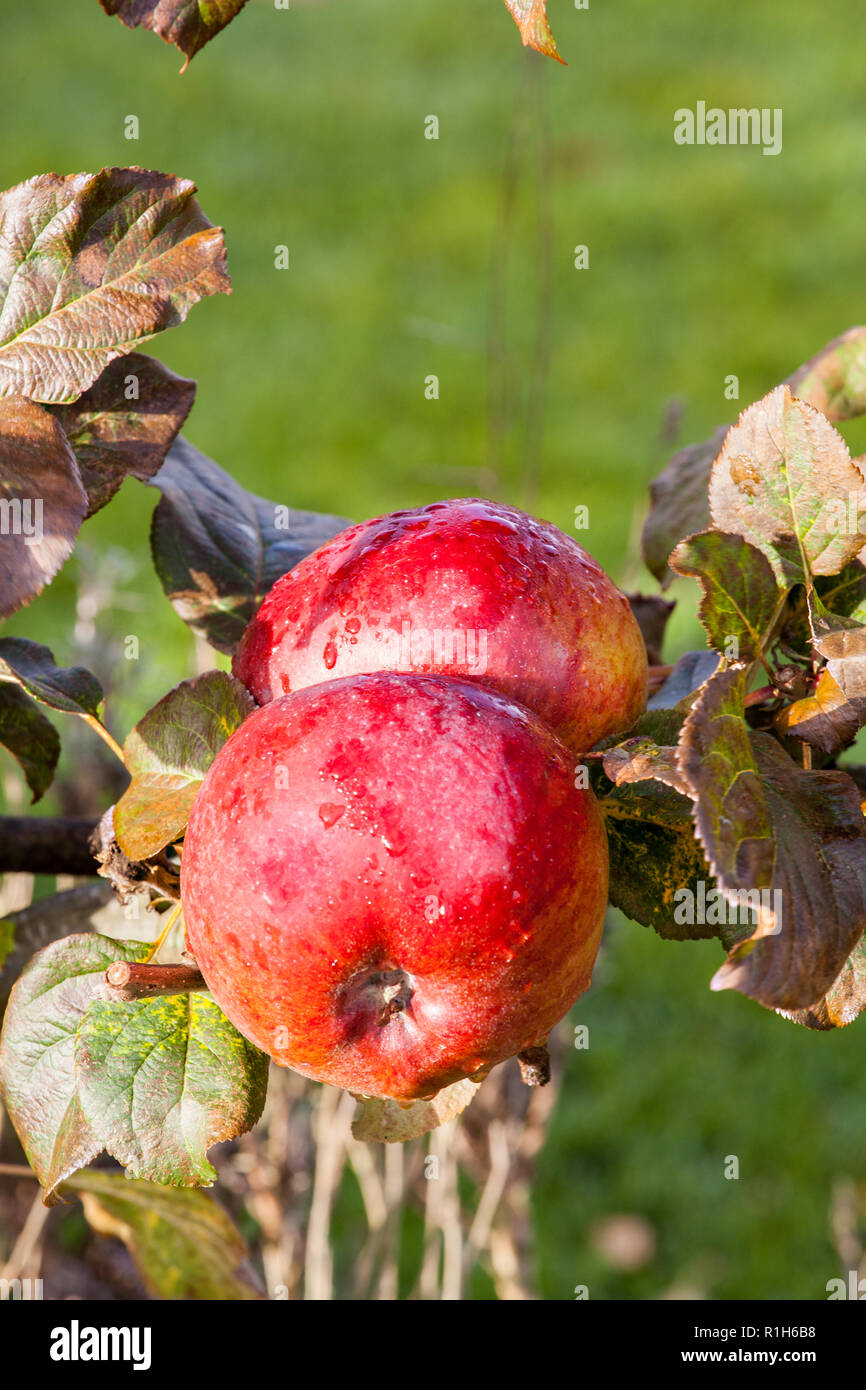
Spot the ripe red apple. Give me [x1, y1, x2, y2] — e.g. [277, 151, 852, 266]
[232, 498, 647, 755]
[181, 671, 608, 1101]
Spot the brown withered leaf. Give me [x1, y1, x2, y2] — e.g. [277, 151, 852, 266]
[777, 664, 866, 758]
[708, 386, 866, 586]
[100, 0, 250, 67]
[351, 1078, 482, 1143]
[0, 169, 229, 404]
[680, 666, 866, 1011]
[504, 0, 565, 63]
[602, 736, 690, 797]
[0, 397, 87, 619]
[53, 354, 196, 517]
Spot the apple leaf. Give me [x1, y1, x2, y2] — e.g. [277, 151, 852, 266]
[641, 426, 728, 587]
[599, 777, 736, 944]
[788, 325, 866, 423]
[504, 0, 564, 63]
[0, 637, 103, 717]
[0, 683, 60, 803]
[99, 0, 250, 67]
[52, 354, 196, 517]
[149, 436, 350, 655]
[815, 561, 866, 627]
[647, 649, 720, 711]
[601, 736, 690, 797]
[669, 531, 786, 663]
[0, 168, 229, 404]
[65, 1170, 263, 1300]
[0, 934, 152, 1202]
[778, 933, 866, 1031]
[113, 669, 255, 860]
[0, 397, 87, 619]
[625, 593, 675, 666]
[680, 666, 866, 1010]
[708, 386, 866, 587]
[0, 884, 163, 1017]
[351, 1078, 482, 1143]
[74, 993, 269, 1187]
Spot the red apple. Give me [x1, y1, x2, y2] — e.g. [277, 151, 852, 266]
[232, 498, 647, 756]
[181, 671, 608, 1101]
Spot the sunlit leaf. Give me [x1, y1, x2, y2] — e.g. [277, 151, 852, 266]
[0, 168, 229, 403]
[113, 670, 254, 860]
[100, 0, 250, 67]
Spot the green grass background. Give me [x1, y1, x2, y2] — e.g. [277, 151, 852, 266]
[2, 0, 866, 1299]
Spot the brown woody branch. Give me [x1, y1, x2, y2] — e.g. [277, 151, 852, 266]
[0, 815, 100, 877]
[104, 961, 205, 1002]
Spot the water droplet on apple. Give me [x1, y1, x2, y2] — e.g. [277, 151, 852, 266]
[318, 802, 346, 828]
[323, 641, 338, 670]
[345, 617, 361, 634]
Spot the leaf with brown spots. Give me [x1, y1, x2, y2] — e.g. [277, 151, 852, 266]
[0, 169, 229, 404]
[708, 386, 866, 586]
[0, 397, 87, 619]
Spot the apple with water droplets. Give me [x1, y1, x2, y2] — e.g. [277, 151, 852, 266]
[181, 672, 608, 1101]
[233, 498, 647, 756]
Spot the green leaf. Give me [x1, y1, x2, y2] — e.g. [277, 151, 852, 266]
[0, 683, 60, 802]
[641, 426, 728, 587]
[65, 1170, 263, 1299]
[0, 168, 229, 404]
[708, 386, 866, 587]
[52, 353, 196, 517]
[0, 918, 13, 971]
[680, 666, 866, 1010]
[0, 883, 160, 1017]
[99, 0, 250, 67]
[75, 993, 269, 1186]
[352, 1078, 481, 1143]
[0, 637, 103, 717]
[149, 436, 350, 655]
[0, 397, 87, 619]
[504, 0, 564, 62]
[113, 669, 255, 860]
[0, 934, 151, 1201]
[669, 531, 786, 663]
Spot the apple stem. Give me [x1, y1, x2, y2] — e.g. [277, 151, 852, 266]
[517, 1044, 551, 1087]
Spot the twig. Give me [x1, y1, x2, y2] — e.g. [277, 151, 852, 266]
[0, 816, 100, 876]
[104, 961, 205, 1001]
[0, 1190, 49, 1282]
[0, 1165, 38, 1179]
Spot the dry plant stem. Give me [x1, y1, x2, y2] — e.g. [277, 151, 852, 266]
[81, 714, 125, 765]
[0, 1164, 38, 1179]
[144, 900, 183, 963]
[378, 1141, 404, 1301]
[0, 1189, 49, 1282]
[304, 1087, 355, 1300]
[0, 816, 99, 875]
[104, 960, 205, 1001]
[463, 1119, 512, 1276]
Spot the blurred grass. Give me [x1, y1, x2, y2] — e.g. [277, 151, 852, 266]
[2, 0, 866, 1298]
